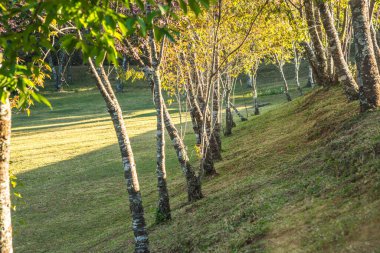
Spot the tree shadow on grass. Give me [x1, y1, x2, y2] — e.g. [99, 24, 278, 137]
[12, 122, 193, 253]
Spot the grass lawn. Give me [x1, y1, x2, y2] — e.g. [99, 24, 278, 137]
[12, 63, 380, 252]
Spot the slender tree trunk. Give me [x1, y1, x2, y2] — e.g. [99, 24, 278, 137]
[162, 103, 203, 201]
[343, 24, 353, 62]
[187, 83, 202, 146]
[151, 69, 171, 222]
[251, 65, 260, 115]
[277, 57, 292, 102]
[225, 88, 233, 136]
[140, 1, 173, 219]
[306, 65, 315, 88]
[326, 45, 335, 79]
[369, 0, 380, 70]
[370, 25, 380, 71]
[211, 77, 222, 160]
[304, 0, 331, 86]
[116, 55, 127, 93]
[313, 3, 325, 44]
[48, 52, 57, 82]
[351, 0, 380, 111]
[146, 21, 171, 221]
[201, 138, 216, 177]
[152, 83, 169, 217]
[67, 55, 72, 84]
[293, 45, 303, 95]
[192, 88, 217, 176]
[211, 11, 222, 161]
[88, 59, 149, 253]
[193, 93, 217, 176]
[56, 50, 65, 92]
[197, 88, 222, 162]
[317, 0, 360, 100]
[341, 7, 351, 61]
[302, 42, 324, 86]
[0, 99, 13, 253]
[187, 98, 216, 176]
[185, 53, 217, 176]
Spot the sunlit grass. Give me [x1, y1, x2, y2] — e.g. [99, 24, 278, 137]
[11, 66, 380, 252]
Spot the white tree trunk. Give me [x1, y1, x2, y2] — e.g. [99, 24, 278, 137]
[0, 98, 13, 253]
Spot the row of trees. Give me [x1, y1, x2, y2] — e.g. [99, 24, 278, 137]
[1, 0, 380, 252]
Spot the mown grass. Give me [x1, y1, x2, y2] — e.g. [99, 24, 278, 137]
[11, 64, 380, 252]
[148, 87, 380, 253]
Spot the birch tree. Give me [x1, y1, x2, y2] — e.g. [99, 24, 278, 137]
[1, 0, 209, 251]
[293, 43, 303, 95]
[123, 26, 204, 200]
[316, 0, 360, 100]
[0, 98, 12, 253]
[304, 0, 331, 86]
[351, 0, 380, 111]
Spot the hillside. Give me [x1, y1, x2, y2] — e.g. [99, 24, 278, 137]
[145, 87, 380, 252]
[11, 84, 380, 252]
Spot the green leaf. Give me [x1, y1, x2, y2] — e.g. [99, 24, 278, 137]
[179, 0, 188, 14]
[96, 50, 106, 65]
[118, 21, 128, 35]
[31, 92, 52, 108]
[17, 95, 26, 109]
[0, 3, 6, 11]
[125, 18, 136, 35]
[157, 4, 168, 15]
[135, 0, 144, 10]
[0, 88, 9, 104]
[60, 35, 77, 50]
[153, 26, 164, 41]
[189, 0, 201, 15]
[198, 0, 210, 9]
[11, 180, 17, 188]
[146, 10, 160, 27]
[104, 15, 116, 30]
[14, 192, 22, 199]
[137, 17, 147, 37]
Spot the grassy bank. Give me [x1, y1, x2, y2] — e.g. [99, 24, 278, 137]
[11, 70, 379, 252]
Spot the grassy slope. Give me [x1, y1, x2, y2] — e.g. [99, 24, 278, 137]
[11, 65, 380, 252]
[148, 87, 380, 253]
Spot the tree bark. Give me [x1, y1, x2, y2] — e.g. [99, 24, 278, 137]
[88, 59, 149, 253]
[294, 45, 303, 95]
[276, 56, 292, 102]
[56, 50, 65, 92]
[116, 55, 127, 93]
[151, 69, 171, 222]
[185, 52, 217, 176]
[211, 77, 222, 160]
[0, 99, 13, 253]
[370, 25, 380, 71]
[211, 12, 222, 161]
[188, 86, 217, 176]
[162, 103, 203, 201]
[187, 82, 202, 146]
[351, 0, 380, 111]
[146, 24, 171, 221]
[48, 52, 57, 82]
[197, 87, 222, 163]
[251, 65, 260, 115]
[306, 65, 315, 88]
[225, 88, 233, 136]
[304, 0, 331, 86]
[302, 42, 324, 86]
[317, 0, 360, 101]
